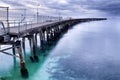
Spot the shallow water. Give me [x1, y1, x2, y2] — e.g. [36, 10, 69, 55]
[0, 19, 120, 80]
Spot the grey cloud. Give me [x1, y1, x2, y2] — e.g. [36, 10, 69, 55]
[1, 0, 120, 17]
[68, 0, 120, 15]
[44, 0, 120, 16]
[89, 1, 120, 15]
[1, 0, 24, 7]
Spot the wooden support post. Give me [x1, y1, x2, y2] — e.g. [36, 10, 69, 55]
[49, 28, 54, 42]
[12, 44, 16, 63]
[53, 28, 55, 38]
[40, 29, 46, 50]
[12, 44, 16, 56]
[56, 27, 59, 38]
[28, 37, 32, 49]
[22, 38, 25, 54]
[15, 40, 29, 78]
[29, 35, 39, 62]
[46, 30, 49, 42]
[58, 25, 62, 35]
[39, 32, 42, 46]
[41, 30, 45, 43]
[12, 37, 16, 64]
[46, 29, 51, 45]
[44, 31, 47, 42]
[32, 34, 39, 62]
[53, 27, 57, 40]
[28, 37, 34, 62]
[55, 27, 59, 39]
[61, 25, 64, 33]
[39, 31, 44, 50]
[35, 33, 37, 47]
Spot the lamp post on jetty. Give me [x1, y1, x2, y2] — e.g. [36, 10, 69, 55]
[37, 4, 40, 24]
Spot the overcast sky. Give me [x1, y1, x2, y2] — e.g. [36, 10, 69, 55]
[0, 0, 120, 18]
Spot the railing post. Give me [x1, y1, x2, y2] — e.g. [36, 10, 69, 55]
[7, 7, 10, 33]
[18, 20, 20, 33]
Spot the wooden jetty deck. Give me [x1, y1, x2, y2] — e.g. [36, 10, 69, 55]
[7, 18, 106, 37]
[0, 18, 107, 78]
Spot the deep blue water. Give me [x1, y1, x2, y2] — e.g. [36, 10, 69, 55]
[1, 19, 120, 80]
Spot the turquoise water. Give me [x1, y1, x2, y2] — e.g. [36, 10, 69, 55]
[1, 19, 120, 80]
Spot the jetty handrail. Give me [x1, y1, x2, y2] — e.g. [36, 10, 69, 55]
[7, 19, 62, 34]
[0, 21, 8, 35]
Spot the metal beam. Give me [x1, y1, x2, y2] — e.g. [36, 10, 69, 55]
[0, 46, 19, 52]
[0, 51, 19, 58]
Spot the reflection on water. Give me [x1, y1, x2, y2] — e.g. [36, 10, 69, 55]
[1, 19, 120, 80]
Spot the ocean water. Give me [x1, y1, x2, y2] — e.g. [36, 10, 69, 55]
[0, 19, 120, 80]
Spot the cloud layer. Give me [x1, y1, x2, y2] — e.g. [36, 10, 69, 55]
[0, 0, 120, 18]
